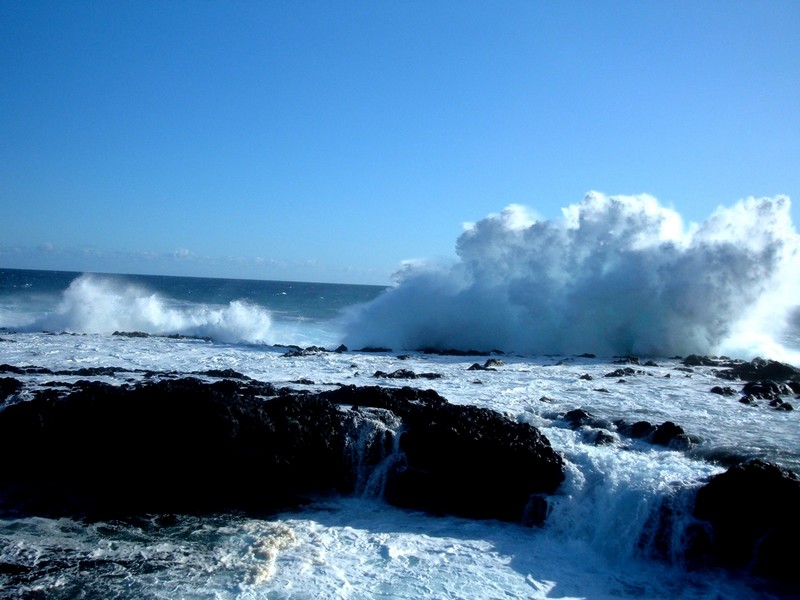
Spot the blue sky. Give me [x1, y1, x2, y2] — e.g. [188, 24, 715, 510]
[2, 1, 798, 285]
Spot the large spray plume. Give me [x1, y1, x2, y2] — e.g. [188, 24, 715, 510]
[344, 193, 800, 359]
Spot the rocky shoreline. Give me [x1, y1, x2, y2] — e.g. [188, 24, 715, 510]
[0, 356, 798, 585]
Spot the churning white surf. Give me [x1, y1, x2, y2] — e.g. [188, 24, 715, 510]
[344, 193, 800, 359]
[26, 274, 276, 344]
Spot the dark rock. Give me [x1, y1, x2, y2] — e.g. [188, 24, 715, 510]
[0, 377, 23, 403]
[616, 419, 691, 448]
[683, 355, 720, 367]
[693, 460, 800, 583]
[614, 356, 640, 365]
[0, 377, 564, 526]
[709, 386, 736, 396]
[714, 357, 800, 382]
[322, 385, 565, 523]
[683, 355, 742, 368]
[358, 347, 392, 353]
[575, 353, 596, 359]
[592, 430, 617, 446]
[562, 409, 610, 430]
[198, 368, 251, 380]
[112, 331, 150, 338]
[741, 380, 792, 400]
[373, 369, 442, 380]
[579, 373, 593, 381]
[624, 420, 657, 439]
[562, 408, 594, 428]
[603, 367, 643, 378]
[283, 346, 326, 357]
[0, 378, 342, 517]
[467, 360, 501, 372]
[643, 361, 659, 367]
[334, 345, 348, 353]
[418, 348, 492, 356]
[650, 421, 686, 447]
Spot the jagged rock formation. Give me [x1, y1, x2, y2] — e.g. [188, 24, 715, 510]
[0, 377, 565, 524]
[693, 459, 800, 583]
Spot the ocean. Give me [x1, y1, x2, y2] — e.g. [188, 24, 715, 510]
[0, 266, 799, 599]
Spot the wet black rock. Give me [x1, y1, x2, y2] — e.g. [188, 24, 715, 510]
[373, 369, 443, 380]
[650, 421, 686, 447]
[0, 378, 336, 518]
[714, 357, 800, 382]
[693, 460, 800, 583]
[282, 346, 329, 357]
[709, 386, 736, 396]
[592, 430, 617, 446]
[562, 408, 610, 430]
[620, 420, 657, 439]
[322, 385, 566, 524]
[0, 377, 564, 526]
[741, 380, 793, 400]
[563, 408, 594, 427]
[615, 419, 692, 449]
[0, 378, 23, 403]
[683, 355, 740, 368]
[603, 367, 644, 378]
[613, 356, 640, 365]
[418, 348, 500, 357]
[467, 359, 503, 372]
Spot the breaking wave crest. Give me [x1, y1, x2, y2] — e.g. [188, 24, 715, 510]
[28, 274, 274, 344]
[344, 193, 800, 359]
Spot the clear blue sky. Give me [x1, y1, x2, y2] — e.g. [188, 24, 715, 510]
[2, 1, 798, 284]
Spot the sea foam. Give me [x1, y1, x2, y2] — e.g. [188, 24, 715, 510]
[344, 193, 800, 359]
[27, 274, 275, 344]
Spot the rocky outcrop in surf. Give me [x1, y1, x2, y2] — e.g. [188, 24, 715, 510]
[0, 376, 565, 524]
[693, 459, 800, 584]
[321, 385, 565, 524]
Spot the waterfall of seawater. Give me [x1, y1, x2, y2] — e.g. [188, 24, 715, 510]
[342, 407, 405, 498]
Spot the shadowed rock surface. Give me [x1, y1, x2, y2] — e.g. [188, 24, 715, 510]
[0, 377, 565, 525]
[322, 385, 565, 523]
[693, 459, 800, 583]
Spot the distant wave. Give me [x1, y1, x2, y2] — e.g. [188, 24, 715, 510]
[344, 193, 800, 359]
[27, 274, 275, 344]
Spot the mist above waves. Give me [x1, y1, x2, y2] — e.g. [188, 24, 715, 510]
[344, 193, 800, 359]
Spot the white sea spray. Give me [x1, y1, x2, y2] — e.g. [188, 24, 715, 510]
[344, 194, 800, 360]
